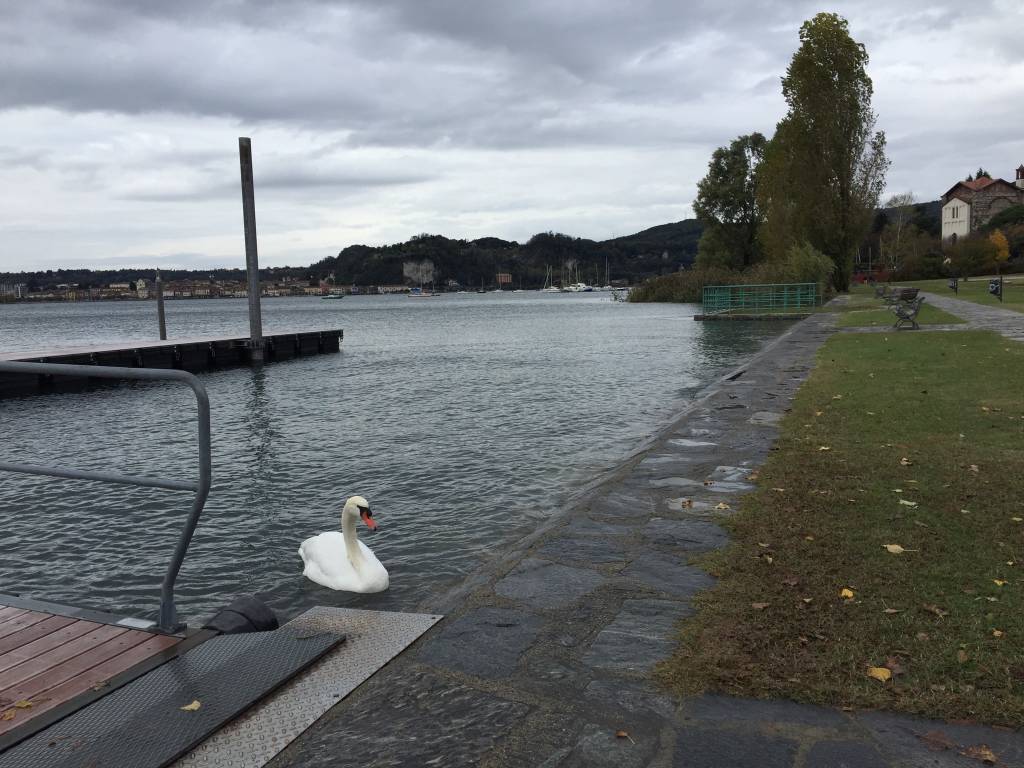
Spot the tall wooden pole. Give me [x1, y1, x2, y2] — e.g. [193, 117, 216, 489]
[239, 137, 264, 362]
[155, 269, 167, 340]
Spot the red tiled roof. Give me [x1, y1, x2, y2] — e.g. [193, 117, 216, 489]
[961, 177, 996, 191]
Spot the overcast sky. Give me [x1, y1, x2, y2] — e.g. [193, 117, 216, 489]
[1, 0, 1021, 272]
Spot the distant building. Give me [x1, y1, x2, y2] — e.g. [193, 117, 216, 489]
[941, 165, 1024, 243]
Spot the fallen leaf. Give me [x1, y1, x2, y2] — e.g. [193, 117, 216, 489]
[993, 580, 1008, 587]
[763, 555, 774, 564]
[900, 457, 913, 466]
[757, 542, 770, 548]
[992, 629, 1004, 638]
[1012, 517, 1022, 523]
[884, 543, 918, 554]
[615, 730, 636, 744]
[818, 446, 832, 451]
[180, 700, 202, 712]
[751, 602, 769, 610]
[771, 487, 786, 493]
[960, 744, 998, 764]
[923, 604, 949, 618]
[958, 649, 969, 663]
[867, 666, 892, 683]
[801, 597, 812, 604]
[981, 406, 991, 412]
[898, 499, 918, 507]
[714, 502, 730, 510]
[840, 588, 855, 599]
[804, 535, 815, 541]
[916, 631, 930, 641]
[832, 394, 843, 400]
[969, 464, 979, 473]
[867, 411, 876, 415]
[892, 488, 903, 493]
[782, 577, 799, 587]
[1, 711, 15, 722]
[814, 410, 824, 416]
[747, 472, 759, 481]
[882, 608, 901, 614]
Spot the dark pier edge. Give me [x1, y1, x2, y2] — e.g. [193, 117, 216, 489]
[0, 329, 343, 398]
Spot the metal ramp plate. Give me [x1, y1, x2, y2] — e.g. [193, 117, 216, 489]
[0, 618, 344, 768]
[173, 607, 441, 768]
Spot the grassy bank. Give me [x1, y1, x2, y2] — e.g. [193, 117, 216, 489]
[659, 330, 1024, 726]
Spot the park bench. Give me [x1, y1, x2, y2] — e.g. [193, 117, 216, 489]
[882, 287, 919, 305]
[892, 296, 925, 330]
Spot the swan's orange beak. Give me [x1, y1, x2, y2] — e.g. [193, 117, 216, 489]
[360, 509, 378, 531]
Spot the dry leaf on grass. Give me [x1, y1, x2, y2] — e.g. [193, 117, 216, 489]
[882, 607, 902, 614]
[818, 446, 832, 451]
[751, 602, 770, 610]
[958, 649, 969, 664]
[867, 666, 891, 682]
[771, 487, 786, 493]
[885, 657, 906, 676]
[992, 629, 1004, 638]
[180, 700, 202, 712]
[923, 604, 949, 618]
[714, 502, 730, 510]
[832, 394, 843, 400]
[993, 580, 1008, 587]
[840, 588, 855, 599]
[969, 464, 979, 473]
[900, 457, 913, 466]
[883, 544, 917, 554]
[898, 499, 918, 507]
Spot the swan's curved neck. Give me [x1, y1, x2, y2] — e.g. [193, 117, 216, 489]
[341, 508, 365, 566]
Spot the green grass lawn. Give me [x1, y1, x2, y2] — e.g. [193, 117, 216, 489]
[904, 276, 1024, 313]
[659, 330, 1024, 726]
[834, 304, 964, 328]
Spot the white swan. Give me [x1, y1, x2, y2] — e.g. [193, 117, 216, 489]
[298, 496, 389, 593]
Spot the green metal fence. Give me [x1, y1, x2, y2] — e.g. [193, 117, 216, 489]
[702, 282, 818, 314]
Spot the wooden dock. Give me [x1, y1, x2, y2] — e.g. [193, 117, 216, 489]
[0, 597, 186, 746]
[0, 329, 342, 397]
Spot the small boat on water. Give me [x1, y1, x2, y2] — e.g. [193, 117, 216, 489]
[321, 293, 345, 300]
[408, 286, 438, 298]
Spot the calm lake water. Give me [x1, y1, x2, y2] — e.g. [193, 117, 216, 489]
[0, 294, 784, 624]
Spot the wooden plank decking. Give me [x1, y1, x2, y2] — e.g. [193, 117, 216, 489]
[0, 603, 180, 736]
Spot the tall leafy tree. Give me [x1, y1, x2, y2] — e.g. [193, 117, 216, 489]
[758, 13, 889, 291]
[693, 133, 768, 269]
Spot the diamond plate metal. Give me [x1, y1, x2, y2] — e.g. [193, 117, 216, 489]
[0, 621, 343, 768]
[171, 607, 440, 768]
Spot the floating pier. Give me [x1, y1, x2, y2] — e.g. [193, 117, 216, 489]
[0, 329, 342, 398]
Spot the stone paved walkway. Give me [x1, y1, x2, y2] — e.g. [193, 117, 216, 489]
[922, 290, 1024, 342]
[269, 313, 1024, 768]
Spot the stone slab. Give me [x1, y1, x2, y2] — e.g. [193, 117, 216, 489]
[535, 536, 628, 565]
[621, 553, 715, 598]
[583, 680, 677, 720]
[674, 726, 798, 767]
[417, 607, 543, 678]
[643, 518, 729, 553]
[804, 740, 888, 768]
[582, 599, 693, 674]
[270, 667, 529, 767]
[562, 722, 659, 768]
[683, 693, 849, 729]
[494, 558, 607, 609]
[749, 410, 784, 426]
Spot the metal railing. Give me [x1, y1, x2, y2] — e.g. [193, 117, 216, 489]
[0, 361, 211, 633]
[702, 282, 818, 314]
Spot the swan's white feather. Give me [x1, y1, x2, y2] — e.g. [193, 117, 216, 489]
[298, 530, 389, 593]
